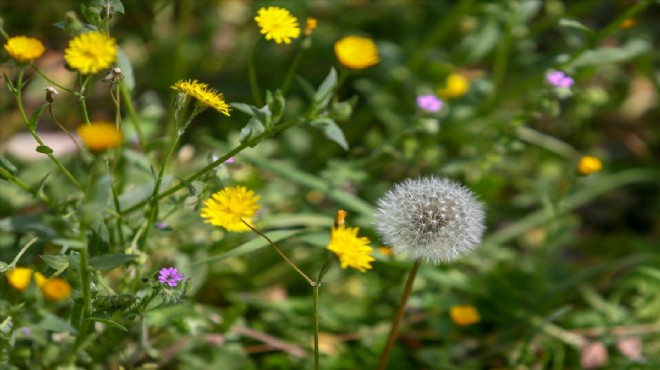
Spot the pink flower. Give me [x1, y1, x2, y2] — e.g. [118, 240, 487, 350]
[546, 71, 574, 88]
[158, 267, 184, 287]
[416, 94, 444, 113]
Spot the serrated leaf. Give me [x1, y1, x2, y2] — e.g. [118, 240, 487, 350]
[35, 145, 53, 155]
[310, 118, 349, 150]
[89, 254, 137, 271]
[239, 117, 266, 144]
[40, 254, 70, 272]
[29, 104, 48, 131]
[86, 316, 127, 332]
[314, 68, 338, 108]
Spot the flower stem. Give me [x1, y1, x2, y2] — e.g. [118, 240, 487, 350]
[74, 246, 92, 351]
[242, 220, 315, 286]
[312, 283, 320, 370]
[120, 83, 147, 150]
[376, 260, 421, 370]
[0, 167, 55, 208]
[281, 48, 306, 95]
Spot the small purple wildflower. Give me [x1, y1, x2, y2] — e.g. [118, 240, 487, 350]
[416, 94, 444, 113]
[546, 71, 574, 88]
[158, 267, 184, 287]
[224, 157, 235, 164]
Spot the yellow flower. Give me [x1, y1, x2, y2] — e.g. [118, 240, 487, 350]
[620, 18, 635, 29]
[64, 31, 117, 74]
[450, 305, 480, 326]
[6, 267, 46, 291]
[171, 79, 231, 116]
[334, 36, 380, 70]
[437, 74, 470, 99]
[327, 226, 375, 272]
[578, 156, 602, 175]
[201, 186, 261, 232]
[305, 18, 318, 36]
[254, 7, 301, 44]
[4, 36, 45, 63]
[77, 122, 122, 151]
[41, 278, 72, 301]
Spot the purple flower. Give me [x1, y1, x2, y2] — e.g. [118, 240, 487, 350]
[416, 94, 444, 113]
[158, 267, 184, 287]
[546, 71, 574, 88]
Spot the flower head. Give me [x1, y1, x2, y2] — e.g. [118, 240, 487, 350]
[578, 156, 602, 175]
[546, 71, 574, 88]
[6, 267, 46, 291]
[171, 79, 231, 116]
[437, 74, 470, 99]
[327, 226, 375, 272]
[417, 94, 444, 113]
[334, 36, 380, 70]
[374, 177, 485, 264]
[201, 186, 261, 232]
[158, 267, 185, 287]
[304, 18, 318, 36]
[41, 278, 72, 301]
[254, 7, 301, 44]
[450, 305, 480, 326]
[64, 31, 117, 74]
[77, 122, 122, 151]
[4, 36, 45, 63]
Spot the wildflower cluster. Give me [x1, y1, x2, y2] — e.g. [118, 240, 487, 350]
[5, 267, 72, 301]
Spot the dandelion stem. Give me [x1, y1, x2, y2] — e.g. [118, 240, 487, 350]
[242, 220, 315, 286]
[377, 260, 421, 370]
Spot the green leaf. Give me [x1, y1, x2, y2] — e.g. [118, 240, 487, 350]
[460, 17, 500, 62]
[28, 104, 48, 131]
[35, 145, 53, 155]
[265, 90, 285, 126]
[309, 118, 349, 150]
[192, 229, 303, 265]
[178, 177, 198, 197]
[239, 117, 266, 144]
[314, 68, 338, 109]
[34, 173, 51, 199]
[295, 76, 316, 100]
[81, 175, 112, 229]
[51, 238, 87, 249]
[36, 313, 76, 334]
[558, 18, 594, 34]
[86, 316, 128, 332]
[40, 254, 70, 272]
[116, 48, 135, 90]
[0, 155, 18, 180]
[567, 38, 651, 68]
[89, 254, 137, 271]
[329, 97, 357, 122]
[3, 71, 17, 94]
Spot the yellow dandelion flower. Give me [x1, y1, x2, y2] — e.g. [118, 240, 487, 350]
[578, 156, 602, 175]
[6, 267, 46, 291]
[437, 74, 470, 99]
[305, 18, 318, 36]
[42, 278, 72, 301]
[450, 305, 480, 326]
[201, 186, 261, 232]
[327, 226, 375, 272]
[77, 122, 122, 151]
[64, 31, 117, 74]
[254, 7, 301, 44]
[334, 36, 380, 70]
[4, 36, 45, 63]
[171, 79, 231, 116]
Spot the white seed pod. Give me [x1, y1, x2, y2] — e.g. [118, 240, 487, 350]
[374, 177, 485, 264]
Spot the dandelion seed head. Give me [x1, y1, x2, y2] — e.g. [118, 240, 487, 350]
[374, 177, 485, 264]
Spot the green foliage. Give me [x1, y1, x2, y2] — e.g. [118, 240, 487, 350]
[0, 0, 659, 369]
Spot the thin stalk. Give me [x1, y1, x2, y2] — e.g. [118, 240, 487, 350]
[377, 260, 421, 370]
[0, 167, 55, 208]
[120, 117, 303, 215]
[31, 65, 73, 93]
[120, 83, 147, 150]
[249, 40, 264, 106]
[312, 284, 320, 370]
[78, 74, 92, 124]
[281, 48, 306, 95]
[74, 247, 92, 350]
[242, 220, 315, 286]
[48, 104, 84, 152]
